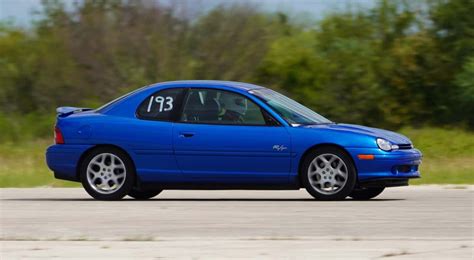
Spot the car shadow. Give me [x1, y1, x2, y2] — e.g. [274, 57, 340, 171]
[3, 198, 404, 202]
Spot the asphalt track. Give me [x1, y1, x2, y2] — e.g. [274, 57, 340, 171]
[1, 186, 473, 259]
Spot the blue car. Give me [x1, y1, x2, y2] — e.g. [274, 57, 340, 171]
[46, 80, 422, 200]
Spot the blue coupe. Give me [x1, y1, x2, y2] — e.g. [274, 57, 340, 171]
[46, 81, 422, 200]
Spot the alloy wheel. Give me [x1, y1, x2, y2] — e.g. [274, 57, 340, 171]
[86, 153, 126, 194]
[307, 153, 348, 195]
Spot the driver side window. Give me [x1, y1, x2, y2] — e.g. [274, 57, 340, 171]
[180, 89, 267, 125]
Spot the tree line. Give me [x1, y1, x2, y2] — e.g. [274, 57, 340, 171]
[0, 0, 473, 134]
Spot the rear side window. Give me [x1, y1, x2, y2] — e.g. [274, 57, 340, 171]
[136, 88, 185, 121]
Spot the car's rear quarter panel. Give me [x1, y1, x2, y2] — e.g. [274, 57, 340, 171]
[46, 144, 93, 181]
[51, 111, 182, 183]
[91, 116, 181, 183]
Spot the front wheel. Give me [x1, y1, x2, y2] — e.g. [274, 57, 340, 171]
[301, 147, 356, 200]
[349, 187, 385, 200]
[80, 147, 135, 200]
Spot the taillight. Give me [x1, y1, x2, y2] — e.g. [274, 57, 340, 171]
[54, 126, 65, 144]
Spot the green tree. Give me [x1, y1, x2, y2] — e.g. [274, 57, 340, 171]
[1, 0, 473, 142]
[0, 25, 37, 113]
[455, 57, 474, 126]
[189, 5, 283, 81]
[428, 0, 474, 125]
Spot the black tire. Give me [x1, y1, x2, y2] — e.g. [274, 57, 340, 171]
[301, 146, 357, 200]
[128, 189, 162, 200]
[349, 187, 385, 200]
[80, 147, 135, 200]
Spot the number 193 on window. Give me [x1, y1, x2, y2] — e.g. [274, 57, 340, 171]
[147, 96, 174, 113]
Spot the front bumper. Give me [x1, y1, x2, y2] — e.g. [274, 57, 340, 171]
[46, 144, 93, 182]
[346, 147, 422, 182]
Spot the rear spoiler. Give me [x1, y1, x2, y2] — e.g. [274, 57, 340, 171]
[56, 106, 93, 117]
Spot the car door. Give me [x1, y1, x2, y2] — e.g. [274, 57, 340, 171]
[173, 88, 291, 184]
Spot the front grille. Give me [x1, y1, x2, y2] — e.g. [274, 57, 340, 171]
[398, 144, 413, 150]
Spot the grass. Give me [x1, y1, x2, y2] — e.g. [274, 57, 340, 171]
[399, 128, 474, 184]
[0, 139, 79, 187]
[0, 127, 472, 187]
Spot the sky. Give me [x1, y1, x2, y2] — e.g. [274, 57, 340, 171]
[0, 0, 376, 27]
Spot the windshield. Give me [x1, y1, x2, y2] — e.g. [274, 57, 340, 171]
[250, 88, 332, 126]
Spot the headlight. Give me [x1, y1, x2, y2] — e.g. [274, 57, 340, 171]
[377, 138, 395, 151]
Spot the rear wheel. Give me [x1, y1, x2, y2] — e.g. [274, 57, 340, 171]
[80, 147, 135, 200]
[128, 189, 162, 200]
[349, 187, 385, 200]
[301, 147, 356, 200]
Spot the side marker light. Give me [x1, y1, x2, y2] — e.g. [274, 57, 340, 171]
[358, 154, 374, 160]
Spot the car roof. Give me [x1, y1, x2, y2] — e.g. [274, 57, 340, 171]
[147, 80, 265, 91]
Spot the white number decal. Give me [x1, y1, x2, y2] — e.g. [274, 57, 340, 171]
[155, 96, 165, 112]
[146, 96, 174, 113]
[147, 96, 154, 112]
[164, 96, 173, 111]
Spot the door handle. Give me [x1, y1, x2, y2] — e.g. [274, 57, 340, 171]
[179, 132, 195, 138]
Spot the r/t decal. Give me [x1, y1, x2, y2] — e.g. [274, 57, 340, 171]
[272, 145, 288, 151]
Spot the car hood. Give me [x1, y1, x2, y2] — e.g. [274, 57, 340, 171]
[301, 123, 411, 144]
